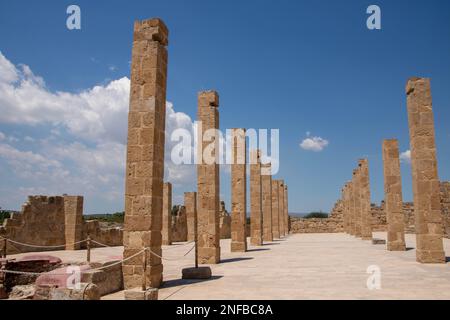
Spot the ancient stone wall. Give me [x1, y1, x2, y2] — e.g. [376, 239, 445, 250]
[290, 201, 343, 234]
[0, 196, 87, 253]
[1, 196, 66, 254]
[171, 205, 187, 242]
[441, 182, 450, 238]
[82, 221, 123, 248]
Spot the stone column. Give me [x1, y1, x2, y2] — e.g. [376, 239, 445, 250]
[162, 183, 172, 246]
[123, 18, 168, 289]
[352, 168, 361, 237]
[64, 196, 83, 250]
[197, 91, 221, 264]
[359, 159, 373, 240]
[231, 129, 247, 252]
[271, 180, 280, 239]
[185, 192, 197, 242]
[406, 77, 445, 263]
[284, 184, 289, 234]
[341, 185, 348, 234]
[350, 169, 359, 237]
[382, 139, 406, 251]
[345, 181, 353, 235]
[250, 150, 263, 246]
[278, 181, 285, 237]
[262, 163, 273, 242]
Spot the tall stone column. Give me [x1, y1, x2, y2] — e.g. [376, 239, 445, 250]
[284, 184, 289, 234]
[341, 185, 348, 234]
[185, 192, 197, 242]
[250, 150, 263, 246]
[406, 77, 445, 263]
[262, 163, 273, 242]
[349, 169, 357, 236]
[64, 196, 83, 251]
[123, 18, 168, 289]
[359, 159, 373, 240]
[278, 180, 285, 237]
[197, 91, 221, 264]
[353, 165, 362, 238]
[345, 181, 353, 235]
[382, 139, 406, 251]
[231, 129, 247, 252]
[162, 183, 172, 246]
[271, 180, 280, 239]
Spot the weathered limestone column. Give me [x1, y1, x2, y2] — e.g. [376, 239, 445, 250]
[341, 185, 348, 234]
[271, 180, 280, 238]
[185, 192, 197, 242]
[359, 159, 373, 240]
[352, 168, 362, 237]
[345, 181, 353, 235]
[250, 150, 263, 246]
[123, 18, 168, 289]
[350, 169, 359, 237]
[382, 139, 406, 251]
[64, 196, 83, 250]
[262, 163, 273, 242]
[162, 183, 172, 246]
[197, 91, 221, 264]
[278, 180, 285, 237]
[284, 184, 289, 234]
[406, 77, 445, 263]
[231, 129, 247, 252]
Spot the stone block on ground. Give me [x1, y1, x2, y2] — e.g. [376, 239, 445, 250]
[34, 283, 100, 300]
[124, 287, 158, 300]
[182, 267, 212, 280]
[372, 239, 386, 245]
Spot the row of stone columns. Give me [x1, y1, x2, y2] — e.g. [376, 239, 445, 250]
[341, 77, 446, 264]
[342, 160, 373, 241]
[123, 18, 291, 291]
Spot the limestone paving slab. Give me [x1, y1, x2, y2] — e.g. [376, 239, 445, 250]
[7, 233, 450, 300]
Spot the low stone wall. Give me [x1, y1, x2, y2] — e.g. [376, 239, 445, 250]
[0, 195, 123, 254]
[291, 200, 344, 234]
[292, 181, 449, 236]
[290, 218, 341, 233]
[0, 196, 67, 254]
[82, 221, 123, 248]
[441, 182, 450, 238]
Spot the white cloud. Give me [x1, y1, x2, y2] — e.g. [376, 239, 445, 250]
[400, 150, 411, 164]
[300, 134, 329, 152]
[0, 52, 196, 211]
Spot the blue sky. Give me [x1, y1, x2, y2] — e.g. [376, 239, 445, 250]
[0, 0, 449, 214]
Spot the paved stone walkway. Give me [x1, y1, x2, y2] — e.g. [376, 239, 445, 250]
[8, 232, 450, 299]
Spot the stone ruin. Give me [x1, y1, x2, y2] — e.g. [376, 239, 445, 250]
[171, 205, 187, 242]
[219, 201, 231, 239]
[0, 195, 122, 255]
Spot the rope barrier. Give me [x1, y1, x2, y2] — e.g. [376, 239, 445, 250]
[0, 243, 196, 276]
[0, 248, 148, 276]
[0, 236, 88, 249]
[163, 240, 196, 250]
